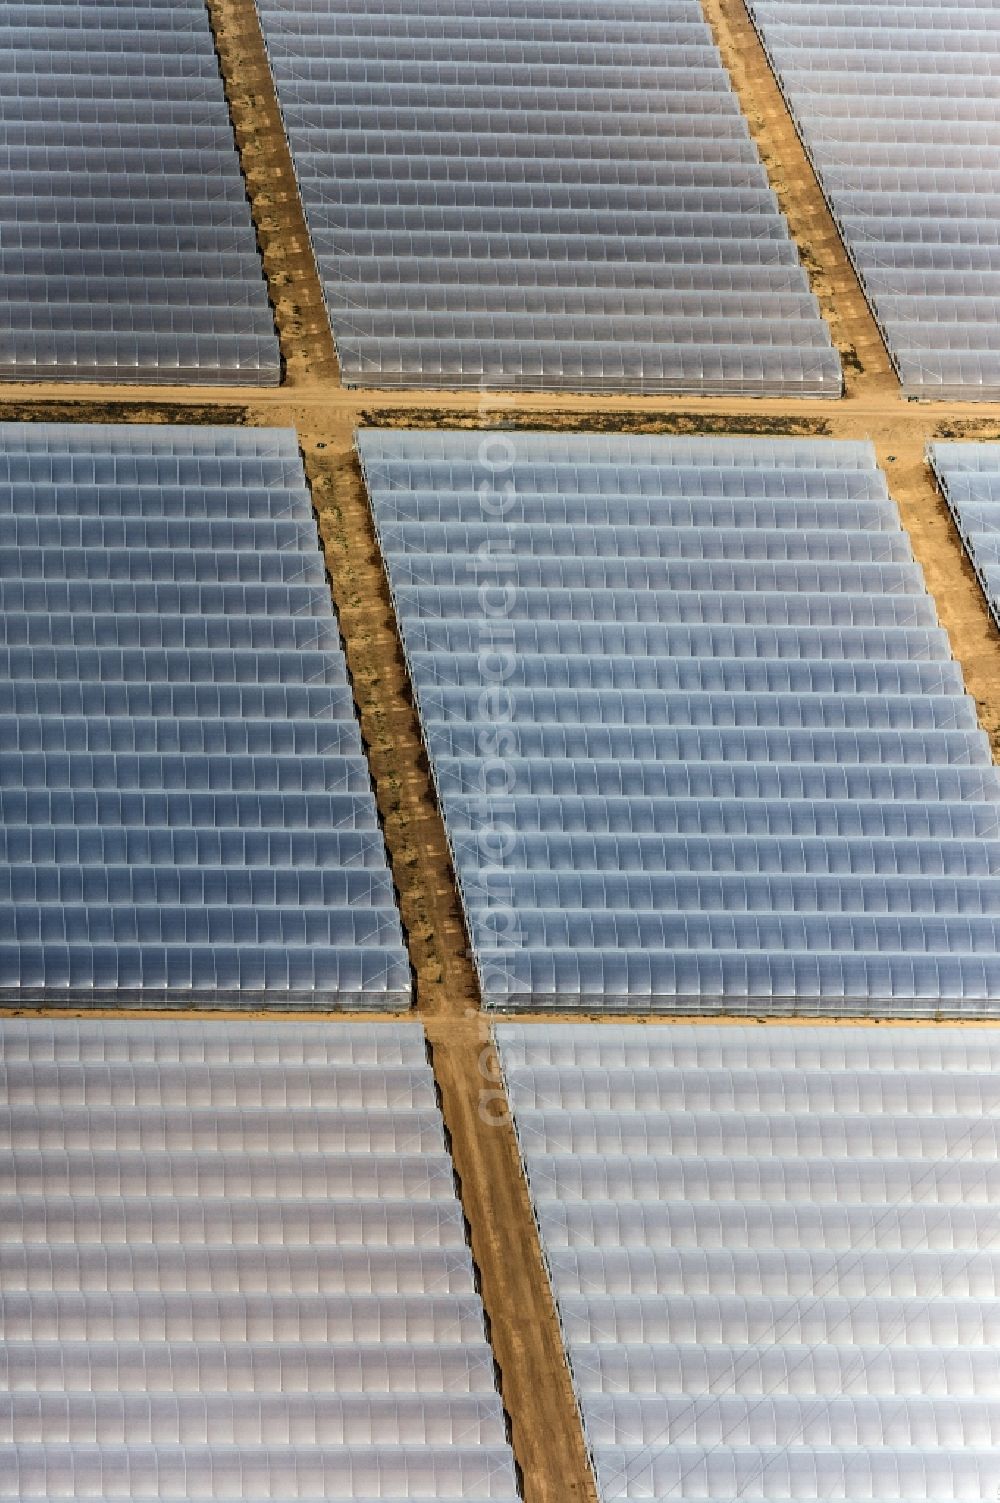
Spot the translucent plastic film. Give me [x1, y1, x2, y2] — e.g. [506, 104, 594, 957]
[0, 1017, 518, 1500]
[497, 1021, 1000, 1501]
[0, 1, 279, 384]
[361, 428, 1000, 1017]
[254, 0, 839, 395]
[930, 441, 1000, 638]
[0, 423, 409, 1010]
[749, 0, 1000, 399]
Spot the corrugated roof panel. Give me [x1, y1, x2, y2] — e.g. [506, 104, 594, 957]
[0, 1017, 519, 1501]
[253, 0, 840, 395]
[497, 1021, 1000, 1501]
[0, 423, 409, 1010]
[361, 428, 1000, 1016]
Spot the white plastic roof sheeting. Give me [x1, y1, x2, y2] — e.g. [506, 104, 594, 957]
[748, 0, 1000, 399]
[0, 422, 409, 1010]
[0, 0, 279, 384]
[930, 441, 1000, 637]
[0, 1016, 519, 1501]
[361, 428, 1000, 1016]
[253, 0, 839, 396]
[497, 1021, 1000, 1501]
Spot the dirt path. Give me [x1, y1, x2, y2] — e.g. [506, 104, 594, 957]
[206, 0, 337, 385]
[204, 3, 601, 1492]
[294, 412, 600, 1503]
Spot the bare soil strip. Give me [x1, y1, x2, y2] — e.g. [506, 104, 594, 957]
[427, 1014, 600, 1503]
[299, 417, 480, 1021]
[297, 414, 601, 1503]
[875, 436, 1000, 755]
[7, 383, 1000, 435]
[205, 0, 338, 385]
